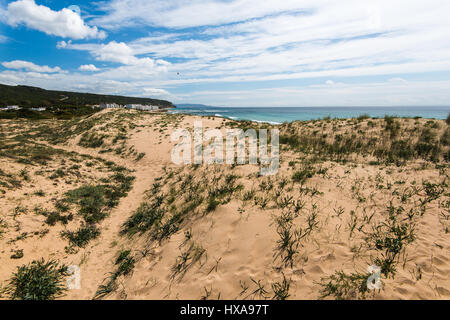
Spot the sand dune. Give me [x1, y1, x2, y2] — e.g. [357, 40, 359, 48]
[0, 109, 448, 300]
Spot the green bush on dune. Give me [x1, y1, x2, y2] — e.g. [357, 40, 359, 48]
[2, 259, 68, 300]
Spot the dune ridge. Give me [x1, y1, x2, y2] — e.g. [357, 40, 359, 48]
[0, 109, 449, 300]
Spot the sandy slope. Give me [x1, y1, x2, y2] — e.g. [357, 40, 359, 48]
[0, 110, 449, 300]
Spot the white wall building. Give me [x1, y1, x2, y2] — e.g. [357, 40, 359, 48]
[125, 104, 158, 111]
[6, 105, 21, 110]
[99, 103, 122, 109]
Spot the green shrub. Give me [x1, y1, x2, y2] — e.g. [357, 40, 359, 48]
[115, 250, 135, 276]
[121, 202, 163, 236]
[292, 167, 315, 184]
[78, 132, 106, 148]
[357, 114, 370, 121]
[65, 185, 107, 224]
[61, 225, 100, 248]
[2, 259, 68, 300]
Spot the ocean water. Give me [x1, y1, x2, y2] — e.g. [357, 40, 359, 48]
[170, 105, 450, 124]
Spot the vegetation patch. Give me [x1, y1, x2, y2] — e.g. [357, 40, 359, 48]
[1, 259, 68, 300]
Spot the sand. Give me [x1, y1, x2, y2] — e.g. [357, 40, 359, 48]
[0, 109, 448, 300]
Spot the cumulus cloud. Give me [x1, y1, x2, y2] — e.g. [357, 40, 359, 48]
[143, 88, 170, 96]
[6, 0, 106, 39]
[95, 41, 135, 64]
[79, 64, 100, 72]
[60, 41, 171, 79]
[56, 40, 71, 49]
[2, 60, 62, 73]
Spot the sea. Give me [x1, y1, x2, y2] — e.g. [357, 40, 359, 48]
[169, 105, 450, 124]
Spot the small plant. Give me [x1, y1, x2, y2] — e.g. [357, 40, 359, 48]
[366, 204, 416, 278]
[206, 197, 220, 213]
[171, 242, 206, 280]
[274, 210, 301, 267]
[292, 166, 315, 184]
[334, 206, 344, 217]
[10, 249, 24, 259]
[272, 273, 291, 300]
[61, 225, 100, 248]
[245, 278, 269, 300]
[94, 249, 136, 300]
[3, 259, 68, 300]
[318, 270, 371, 300]
[115, 250, 135, 276]
[35, 208, 73, 226]
[121, 201, 163, 236]
[19, 169, 30, 181]
[136, 152, 145, 161]
[357, 114, 370, 121]
[34, 189, 45, 197]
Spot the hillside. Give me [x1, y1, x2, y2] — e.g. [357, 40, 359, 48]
[0, 84, 174, 109]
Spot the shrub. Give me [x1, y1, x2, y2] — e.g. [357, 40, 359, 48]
[357, 114, 370, 121]
[61, 225, 100, 248]
[2, 259, 68, 300]
[115, 250, 135, 276]
[121, 202, 163, 236]
[292, 167, 315, 184]
[78, 132, 105, 148]
[65, 185, 107, 224]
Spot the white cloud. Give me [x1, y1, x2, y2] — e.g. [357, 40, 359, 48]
[60, 41, 171, 79]
[6, 0, 106, 39]
[79, 64, 100, 72]
[2, 60, 62, 73]
[4, 0, 450, 107]
[86, 0, 449, 87]
[93, 0, 331, 29]
[56, 40, 71, 49]
[0, 68, 175, 99]
[2, 66, 450, 107]
[55, 1, 450, 89]
[143, 88, 170, 96]
[95, 41, 135, 64]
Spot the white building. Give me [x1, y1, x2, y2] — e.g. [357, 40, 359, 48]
[6, 105, 21, 110]
[30, 107, 47, 112]
[99, 103, 122, 109]
[125, 104, 158, 111]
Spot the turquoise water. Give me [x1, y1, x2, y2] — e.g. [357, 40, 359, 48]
[170, 105, 450, 124]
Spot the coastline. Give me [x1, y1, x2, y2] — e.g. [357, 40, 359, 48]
[170, 106, 450, 124]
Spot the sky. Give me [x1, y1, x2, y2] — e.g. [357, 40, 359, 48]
[1, 0, 450, 107]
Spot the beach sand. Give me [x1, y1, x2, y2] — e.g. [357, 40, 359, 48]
[0, 109, 448, 300]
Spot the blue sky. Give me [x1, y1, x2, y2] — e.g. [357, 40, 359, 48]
[1, 0, 450, 107]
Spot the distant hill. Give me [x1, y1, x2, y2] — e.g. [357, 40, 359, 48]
[0, 84, 174, 108]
